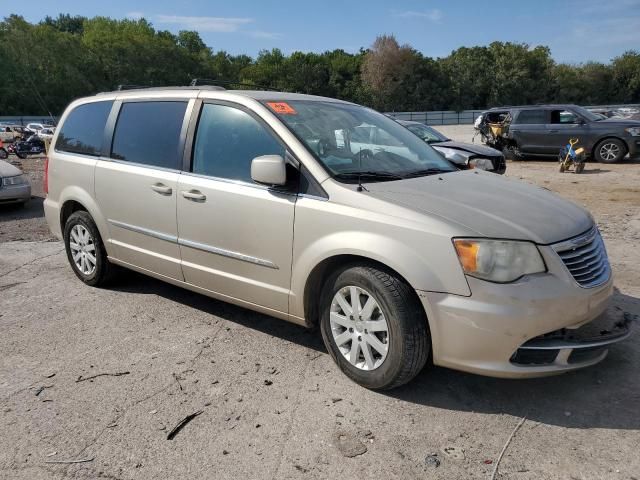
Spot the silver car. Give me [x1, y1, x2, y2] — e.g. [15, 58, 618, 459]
[0, 160, 31, 205]
[44, 87, 629, 389]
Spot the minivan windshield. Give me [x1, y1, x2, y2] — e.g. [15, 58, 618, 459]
[265, 100, 456, 182]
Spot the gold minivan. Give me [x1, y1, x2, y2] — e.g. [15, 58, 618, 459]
[44, 86, 629, 389]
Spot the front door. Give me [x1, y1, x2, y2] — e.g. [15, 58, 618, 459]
[177, 102, 296, 313]
[545, 109, 589, 153]
[95, 100, 190, 280]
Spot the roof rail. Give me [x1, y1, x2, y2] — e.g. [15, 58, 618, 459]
[190, 78, 277, 91]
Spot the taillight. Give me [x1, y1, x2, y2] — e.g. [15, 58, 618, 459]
[44, 157, 49, 195]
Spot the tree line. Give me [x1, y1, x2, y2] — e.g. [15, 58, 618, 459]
[1, 14, 639, 116]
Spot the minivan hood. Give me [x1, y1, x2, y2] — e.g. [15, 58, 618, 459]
[365, 170, 593, 244]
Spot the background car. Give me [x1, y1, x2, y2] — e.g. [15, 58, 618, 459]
[0, 159, 31, 206]
[0, 125, 22, 143]
[37, 127, 55, 140]
[398, 120, 506, 173]
[477, 104, 640, 163]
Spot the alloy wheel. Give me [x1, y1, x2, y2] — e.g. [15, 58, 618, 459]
[599, 142, 620, 162]
[329, 286, 389, 371]
[69, 224, 97, 275]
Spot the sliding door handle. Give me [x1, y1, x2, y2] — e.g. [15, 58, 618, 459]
[181, 190, 207, 202]
[151, 183, 172, 195]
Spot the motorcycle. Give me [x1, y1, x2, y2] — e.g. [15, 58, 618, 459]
[7, 135, 45, 159]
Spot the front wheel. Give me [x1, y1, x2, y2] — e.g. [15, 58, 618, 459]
[319, 264, 430, 390]
[63, 211, 117, 287]
[594, 138, 626, 163]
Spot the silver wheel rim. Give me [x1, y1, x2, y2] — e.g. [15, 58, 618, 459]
[69, 224, 97, 276]
[599, 143, 620, 161]
[330, 286, 389, 371]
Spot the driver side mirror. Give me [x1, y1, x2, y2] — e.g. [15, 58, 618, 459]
[251, 155, 287, 186]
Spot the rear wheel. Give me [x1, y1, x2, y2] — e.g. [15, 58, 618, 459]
[594, 138, 626, 163]
[16, 152, 27, 160]
[63, 211, 116, 287]
[319, 264, 430, 390]
[0, 148, 7, 160]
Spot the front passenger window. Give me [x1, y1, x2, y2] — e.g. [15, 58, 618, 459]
[192, 104, 285, 183]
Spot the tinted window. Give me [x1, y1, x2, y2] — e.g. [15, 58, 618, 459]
[514, 110, 547, 124]
[192, 104, 285, 182]
[551, 110, 579, 124]
[111, 101, 187, 169]
[56, 101, 113, 156]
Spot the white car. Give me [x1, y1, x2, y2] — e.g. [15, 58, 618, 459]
[38, 128, 55, 140]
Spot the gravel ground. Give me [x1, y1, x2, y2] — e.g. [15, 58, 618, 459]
[1, 135, 639, 479]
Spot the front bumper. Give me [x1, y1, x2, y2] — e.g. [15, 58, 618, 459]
[0, 183, 31, 204]
[626, 137, 639, 158]
[418, 244, 628, 378]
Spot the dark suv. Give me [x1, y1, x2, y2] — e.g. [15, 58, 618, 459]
[477, 104, 640, 163]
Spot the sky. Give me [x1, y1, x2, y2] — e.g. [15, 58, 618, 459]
[4, 0, 640, 63]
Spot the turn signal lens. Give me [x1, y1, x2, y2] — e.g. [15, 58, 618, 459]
[453, 240, 479, 272]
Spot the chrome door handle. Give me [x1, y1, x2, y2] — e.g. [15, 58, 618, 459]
[181, 190, 207, 202]
[151, 183, 172, 195]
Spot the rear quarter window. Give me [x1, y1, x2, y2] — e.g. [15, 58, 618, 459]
[55, 101, 113, 156]
[513, 110, 548, 125]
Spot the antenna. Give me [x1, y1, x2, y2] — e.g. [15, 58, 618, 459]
[357, 148, 363, 192]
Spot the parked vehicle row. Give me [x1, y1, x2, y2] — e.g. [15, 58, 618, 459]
[43, 86, 628, 390]
[398, 120, 506, 173]
[475, 104, 640, 163]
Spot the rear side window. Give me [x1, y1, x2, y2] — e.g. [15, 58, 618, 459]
[514, 110, 547, 124]
[111, 101, 187, 170]
[56, 101, 113, 156]
[192, 103, 285, 182]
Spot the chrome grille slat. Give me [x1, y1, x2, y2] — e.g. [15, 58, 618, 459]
[557, 242, 600, 260]
[561, 248, 601, 266]
[553, 227, 610, 288]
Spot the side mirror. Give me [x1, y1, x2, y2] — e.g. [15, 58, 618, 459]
[251, 155, 287, 186]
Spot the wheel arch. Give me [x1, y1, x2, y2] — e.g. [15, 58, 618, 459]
[592, 136, 628, 160]
[302, 254, 429, 331]
[58, 187, 111, 253]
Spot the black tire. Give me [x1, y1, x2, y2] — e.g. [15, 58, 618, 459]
[319, 264, 430, 390]
[559, 163, 566, 173]
[575, 163, 585, 174]
[63, 211, 116, 287]
[0, 148, 7, 160]
[594, 138, 626, 163]
[16, 152, 27, 159]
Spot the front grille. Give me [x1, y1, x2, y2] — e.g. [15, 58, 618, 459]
[553, 227, 610, 288]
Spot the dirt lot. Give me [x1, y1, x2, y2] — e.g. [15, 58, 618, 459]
[1, 136, 639, 479]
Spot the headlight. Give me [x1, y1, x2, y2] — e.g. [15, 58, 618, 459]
[453, 239, 546, 283]
[2, 174, 28, 186]
[468, 158, 495, 171]
[625, 127, 640, 136]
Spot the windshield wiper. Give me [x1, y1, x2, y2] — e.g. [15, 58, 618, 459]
[334, 171, 404, 182]
[402, 168, 454, 178]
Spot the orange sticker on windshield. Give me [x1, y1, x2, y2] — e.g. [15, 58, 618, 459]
[267, 102, 297, 115]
